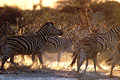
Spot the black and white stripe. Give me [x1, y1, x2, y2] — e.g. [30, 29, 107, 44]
[32, 27, 81, 66]
[44, 36, 73, 66]
[70, 30, 100, 74]
[71, 25, 120, 75]
[96, 25, 120, 76]
[0, 22, 63, 71]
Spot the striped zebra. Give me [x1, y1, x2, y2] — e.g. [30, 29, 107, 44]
[71, 25, 120, 76]
[0, 22, 63, 71]
[44, 36, 73, 66]
[0, 21, 15, 43]
[31, 27, 82, 66]
[95, 25, 120, 76]
[106, 42, 120, 77]
[70, 30, 101, 74]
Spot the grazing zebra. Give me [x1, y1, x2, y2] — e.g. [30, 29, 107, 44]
[0, 22, 63, 71]
[70, 30, 100, 74]
[0, 21, 15, 43]
[71, 25, 120, 76]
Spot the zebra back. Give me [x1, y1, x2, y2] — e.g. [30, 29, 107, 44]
[96, 25, 120, 52]
[62, 27, 86, 42]
[71, 30, 98, 66]
[36, 22, 63, 37]
[44, 36, 73, 53]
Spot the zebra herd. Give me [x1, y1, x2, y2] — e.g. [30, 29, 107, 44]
[0, 21, 120, 77]
[0, 22, 62, 70]
[70, 25, 120, 77]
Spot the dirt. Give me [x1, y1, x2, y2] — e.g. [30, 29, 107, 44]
[0, 53, 119, 80]
[0, 66, 119, 80]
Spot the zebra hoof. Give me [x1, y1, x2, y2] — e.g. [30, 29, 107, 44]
[109, 74, 114, 78]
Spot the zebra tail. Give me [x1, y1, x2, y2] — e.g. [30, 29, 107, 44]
[70, 52, 77, 67]
[72, 52, 75, 58]
[106, 53, 115, 62]
[106, 57, 113, 62]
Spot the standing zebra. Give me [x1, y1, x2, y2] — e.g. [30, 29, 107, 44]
[70, 30, 100, 74]
[44, 36, 73, 66]
[106, 42, 120, 77]
[32, 27, 82, 66]
[71, 25, 120, 76]
[0, 22, 63, 71]
[0, 21, 15, 43]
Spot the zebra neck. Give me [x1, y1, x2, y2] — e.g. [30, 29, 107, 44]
[36, 30, 48, 42]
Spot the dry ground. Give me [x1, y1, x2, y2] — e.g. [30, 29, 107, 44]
[0, 52, 120, 80]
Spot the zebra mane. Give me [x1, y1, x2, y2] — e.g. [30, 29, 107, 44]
[109, 25, 119, 31]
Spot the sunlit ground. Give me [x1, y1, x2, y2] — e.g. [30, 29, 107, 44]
[2, 52, 120, 78]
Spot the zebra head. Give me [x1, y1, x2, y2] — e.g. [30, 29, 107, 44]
[16, 17, 25, 29]
[0, 21, 15, 37]
[39, 22, 63, 36]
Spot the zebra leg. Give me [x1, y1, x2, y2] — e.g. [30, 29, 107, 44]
[38, 53, 43, 65]
[106, 50, 115, 63]
[77, 51, 80, 74]
[92, 56, 97, 73]
[84, 59, 88, 74]
[109, 52, 120, 77]
[96, 60, 103, 70]
[10, 55, 15, 65]
[21, 55, 25, 62]
[31, 54, 36, 62]
[57, 52, 62, 67]
[106, 56, 113, 62]
[0, 55, 10, 71]
[9, 55, 19, 67]
[77, 53, 85, 74]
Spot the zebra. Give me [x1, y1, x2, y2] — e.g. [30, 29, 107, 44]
[44, 36, 73, 66]
[32, 26, 103, 69]
[70, 29, 101, 74]
[90, 25, 120, 77]
[0, 22, 63, 71]
[31, 27, 82, 66]
[0, 21, 15, 43]
[106, 42, 120, 77]
[71, 25, 120, 76]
